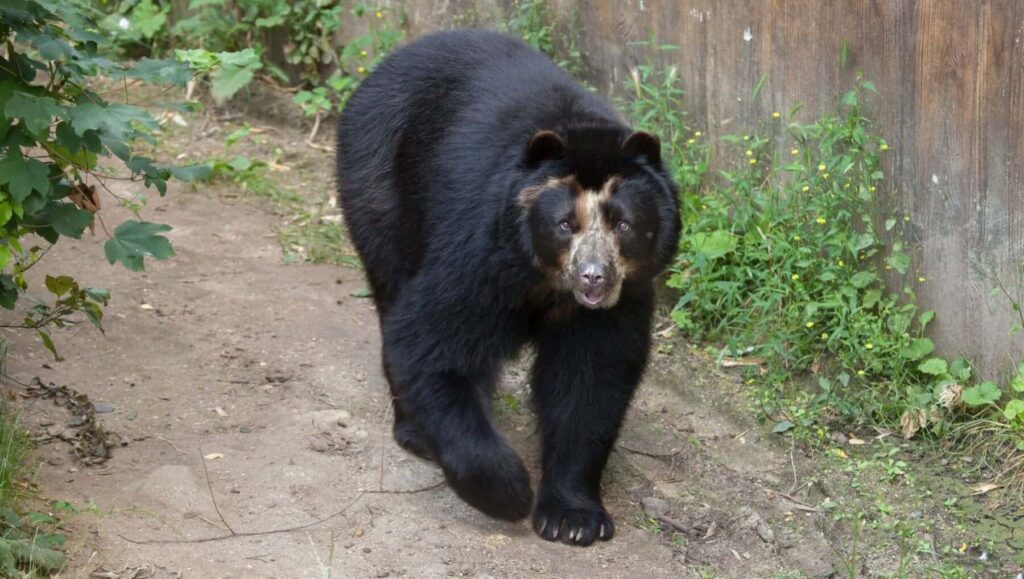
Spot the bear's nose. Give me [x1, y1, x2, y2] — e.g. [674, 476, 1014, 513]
[580, 263, 607, 287]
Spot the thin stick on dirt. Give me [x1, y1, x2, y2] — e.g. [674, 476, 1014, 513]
[117, 491, 365, 545]
[198, 448, 236, 535]
[761, 487, 818, 512]
[361, 480, 445, 495]
[378, 396, 394, 491]
[616, 443, 678, 460]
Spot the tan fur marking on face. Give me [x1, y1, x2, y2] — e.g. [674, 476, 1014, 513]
[559, 176, 629, 307]
[517, 176, 576, 209]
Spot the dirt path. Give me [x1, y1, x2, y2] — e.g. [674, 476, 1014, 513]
[7, 106, 1020, 576]
[1, 174, 852, 578]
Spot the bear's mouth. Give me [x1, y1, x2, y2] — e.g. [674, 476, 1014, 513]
[576, 287, 611, 309]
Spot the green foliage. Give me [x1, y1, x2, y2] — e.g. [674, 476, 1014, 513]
[292, 4, 402, 118]
[619, 70, 1024, 442]
[0, 401, 64, 578]
[0, 0, 204, 349]
[507, 0, 585, 78]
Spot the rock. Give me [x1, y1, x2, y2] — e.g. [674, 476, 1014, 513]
[730, 507, 775, 544]
[310, 410, 353, 431]
[641, 496, 670, 518]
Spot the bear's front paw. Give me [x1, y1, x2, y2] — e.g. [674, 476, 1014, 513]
[532, 497, 614, 546]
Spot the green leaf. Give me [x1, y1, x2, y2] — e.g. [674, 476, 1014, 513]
[104, 221, 175, 271]
[886, 251, 910, 274]
[850, 271, 876, 289]
[119, 57, 193, 86]
[961, 381, 1001, 407]
[0, 156, 51, 201]
[350, 287, 372, 298]
[210, 49, 262, 103]
[47, 202, 94, 238]
[44, 275, 75, 297]
[900, 338, 934, 361]
[950, 357, 972, 381]
[0, 275, 18, 309]
[917, 357, 948, 376]
[165, 163, 213, 182]
[1003, 399, 1024, 421]
[690, 230, 737, 259]
[918, 310, 935, 330]
[38, 330, 58, 360]
[772, 420, 794, 434]
[1011, 363, 1024, 393]
[5, 91, 65, 135]
[854, 233, 876, 251]
[68, 102, 157, 141]
[131, 0, 169, 39]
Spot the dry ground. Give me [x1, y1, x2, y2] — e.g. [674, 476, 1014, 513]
[2, 100, 1020, 578]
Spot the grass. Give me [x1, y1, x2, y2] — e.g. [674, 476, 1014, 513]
[0, 399, 29, 510]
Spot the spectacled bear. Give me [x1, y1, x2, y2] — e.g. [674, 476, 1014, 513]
[337, 29, 680, 546]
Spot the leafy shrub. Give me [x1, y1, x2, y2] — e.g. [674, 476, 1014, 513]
[620, 69, 1024, 450]
[1, 0, 207, 355]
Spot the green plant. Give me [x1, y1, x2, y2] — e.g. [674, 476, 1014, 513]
[293, 4, 402, 128]
[0, 400, 66, 577]
[1, 0, 208, 356]
[507, 0, 585, 78]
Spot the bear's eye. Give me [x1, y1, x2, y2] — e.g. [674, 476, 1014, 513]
[558, 220, 572, 232]
[617, 220, 632, 233]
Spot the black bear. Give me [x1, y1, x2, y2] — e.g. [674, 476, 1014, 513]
[337, 30, 680, 546]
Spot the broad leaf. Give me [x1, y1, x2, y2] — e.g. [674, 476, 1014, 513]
[900, 338, 934, 361]
[104, 221, 175, 271]
[1004, 399, 1024, 421]
[917, 357, 948, 376]
[962, 382, 1001, 407]
[691, 230, 737, 259]
[0, 155, 51, 201]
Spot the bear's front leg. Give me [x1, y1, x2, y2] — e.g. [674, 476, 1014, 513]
[529, 299, 652, 546]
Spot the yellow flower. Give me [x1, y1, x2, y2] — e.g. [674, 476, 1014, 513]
[792, 235, 801, 241]
[857, 370, 865, 376]
[805, 321, 815, 328]
[694, 131, 703, 137]
[745, 149, 754, 156]
[375, 10, 383, 18]
[833, 449, 848, 460]
[791, 273, 800, 281]
[869, 186, 876, 192]
[865, 342, 874, 350]
[360, 50, 368, 57]
[802, 185, 810, 192]
[816, 217, 827, 225]
[818, 163, 827, 172]
[880, 143, 889, 151]
[821, 333, 829, 340]
[903, 215, 910, 222]
[357, 66, 366, 74]
[772, 112, 781, 119]
[885, 265, 892, 270]
[823, 172, 830, 179]
[838, 259, 845, 267]
[791, 148, 799, 155]
[743, 135, 750, 141]
[749, 158, 757, 165]
[701, 204, 708, 210]
[918, 276, 926, 283]
[687, 138, 696, 145]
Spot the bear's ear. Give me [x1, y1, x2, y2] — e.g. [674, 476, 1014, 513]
[622, 130, 661, 165]
[526, 130, 565, 166]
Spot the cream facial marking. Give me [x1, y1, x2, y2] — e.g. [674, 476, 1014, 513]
[563, 177, 625, 309]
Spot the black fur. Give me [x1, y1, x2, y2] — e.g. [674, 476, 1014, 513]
[337, 30, 680, 545]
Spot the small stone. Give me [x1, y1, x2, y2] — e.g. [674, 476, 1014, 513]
[239, 426, 252, 433]
[94, 399, 116, 414]
[362, 547, 372, 554]
[641, 496, 670, 518]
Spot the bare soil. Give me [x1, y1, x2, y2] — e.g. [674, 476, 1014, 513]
[3, 99, 1020, 578]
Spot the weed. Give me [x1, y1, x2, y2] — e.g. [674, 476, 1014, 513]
[199, 126, 360, 268]
[507, 0, 586, 78]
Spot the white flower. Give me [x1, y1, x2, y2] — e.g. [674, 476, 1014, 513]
[118, 17, 130, 30]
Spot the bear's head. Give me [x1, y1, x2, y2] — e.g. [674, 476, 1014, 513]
[518, 125, 681, 309]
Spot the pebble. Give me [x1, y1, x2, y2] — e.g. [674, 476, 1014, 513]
[641, 496, 670, 518]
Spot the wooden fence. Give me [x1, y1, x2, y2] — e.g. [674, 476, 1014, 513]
[373, 0, 1024, 379]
